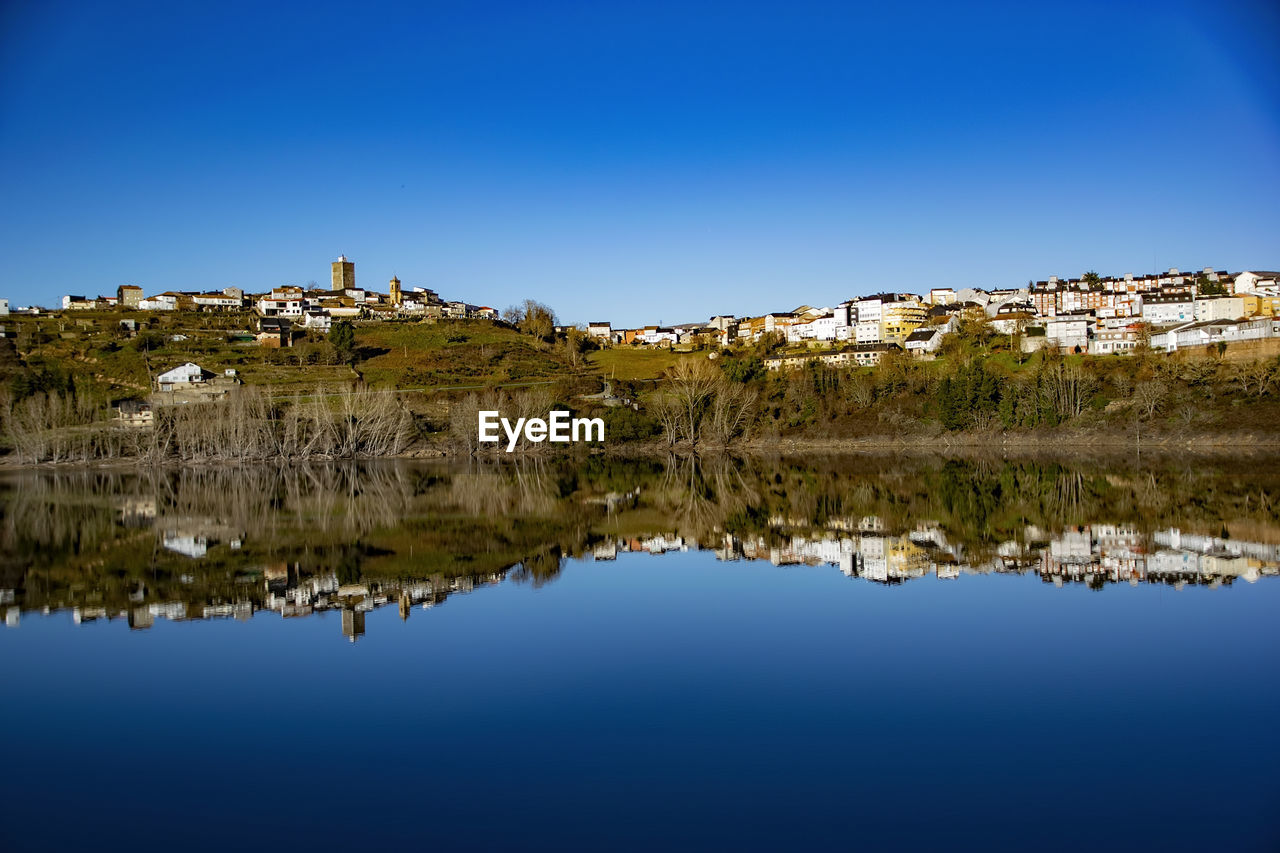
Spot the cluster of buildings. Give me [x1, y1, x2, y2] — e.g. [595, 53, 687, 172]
[18, 256, 497, 337]
[583, 267, 1280, 368]
[15, 262, 1280, 367]
[590, 520, 1279, 589]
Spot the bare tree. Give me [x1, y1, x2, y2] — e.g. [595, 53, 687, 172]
[1040, 362, 1097, 420]
[1132, 380, 1168, 420]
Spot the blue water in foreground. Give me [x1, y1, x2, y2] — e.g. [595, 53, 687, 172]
[3, 551, 1277, 851]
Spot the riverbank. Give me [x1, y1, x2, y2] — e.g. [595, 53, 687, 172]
[8, 426, 1280, 470]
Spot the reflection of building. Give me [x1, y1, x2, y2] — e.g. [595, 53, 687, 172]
[163, 531, 208, 558]
[129, 607, 154, 630]
[342, 609, 365, 642]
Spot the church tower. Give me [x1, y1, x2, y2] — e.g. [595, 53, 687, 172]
[331, 255, 355, 292]
[389, 275, 402, 306]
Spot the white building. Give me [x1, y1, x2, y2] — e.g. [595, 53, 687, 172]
[1193, 297, 1246, 323]
[138, 294, 179, 311]
[1142, 295, 1194, 325]
[1089, 325, 1142, 355]
[904, 327, 943, 356]
[193, 293, 245, 310]
[1044, 316, 1090, 352]
[156, 362, 208, 391]
[854, 320, 882, 344]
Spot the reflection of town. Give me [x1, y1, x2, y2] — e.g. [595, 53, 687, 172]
[9, 513, 1274, 642]
[5, 458, 1280, 641]
[5, 567, 512, 643]
[594, 519, 1280, 589]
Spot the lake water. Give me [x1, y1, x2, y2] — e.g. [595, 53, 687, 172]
[2, 456, 1278, 851]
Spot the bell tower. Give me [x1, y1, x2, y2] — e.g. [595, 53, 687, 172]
[389, 275, 402, 306]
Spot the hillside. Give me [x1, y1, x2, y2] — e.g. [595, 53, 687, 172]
[4, 312, 585, 405]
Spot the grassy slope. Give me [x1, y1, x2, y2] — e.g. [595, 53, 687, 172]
[587, 347, 696, 381]
[355, 320, 571, 388]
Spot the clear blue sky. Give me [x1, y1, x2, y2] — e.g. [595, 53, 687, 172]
[1, 0, 1277, 325]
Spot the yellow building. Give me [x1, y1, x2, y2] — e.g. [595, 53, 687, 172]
[389, 275, 402, 306]
[880, 300, 927, 344]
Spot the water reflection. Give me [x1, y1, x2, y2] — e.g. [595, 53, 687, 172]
[2, 455, 1278, 640]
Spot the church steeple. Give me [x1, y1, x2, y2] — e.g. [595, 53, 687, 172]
[389, 275, 402, 306]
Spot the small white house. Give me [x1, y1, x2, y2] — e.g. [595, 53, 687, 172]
[156, 362, 208, 391]
[138, 294, 178, 311]
[302, 310, 332, 331]
[904, 327, 943, 356]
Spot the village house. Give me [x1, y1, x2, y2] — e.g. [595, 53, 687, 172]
[257, 317, 296, 347]
[62, 294, 97, 310]
[138, 292, 198, 311]
[113, 399, 154, 427]
[1234, 271, 1280, 294]
[117, 285, 144, 308]
[638, 325, 678, 346]
[155, 362, 211, 392]
[587, 322, 612, 340]
[256, 286, 307, 318]
[990, 305, 1036, 335]
[302, 310, 332, 331]
[193, 287, 246, 310]
[1089, 324, 1143, 355]
[904, 327, 943, 357]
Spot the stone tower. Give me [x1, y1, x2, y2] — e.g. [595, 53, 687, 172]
[331, 255, 355, 292]
[389, 275, 402, 306]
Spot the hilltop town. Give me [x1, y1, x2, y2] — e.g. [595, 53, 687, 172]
[12, 260, 1280, 366]
[582, 266, 1280, 364]
[4, 257, 1280, 462]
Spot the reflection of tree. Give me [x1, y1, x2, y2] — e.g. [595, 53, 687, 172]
[510, 545, 564, 588]
[448, 458, 560, 518]
[654, 454, 761, 542]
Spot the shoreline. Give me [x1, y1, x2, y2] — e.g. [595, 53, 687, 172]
[5, 427, 1280, 471]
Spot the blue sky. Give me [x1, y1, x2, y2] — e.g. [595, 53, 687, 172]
[1, 0, 1277, 325]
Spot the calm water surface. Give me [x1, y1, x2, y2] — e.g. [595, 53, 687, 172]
[2, 457, 1277, 851]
